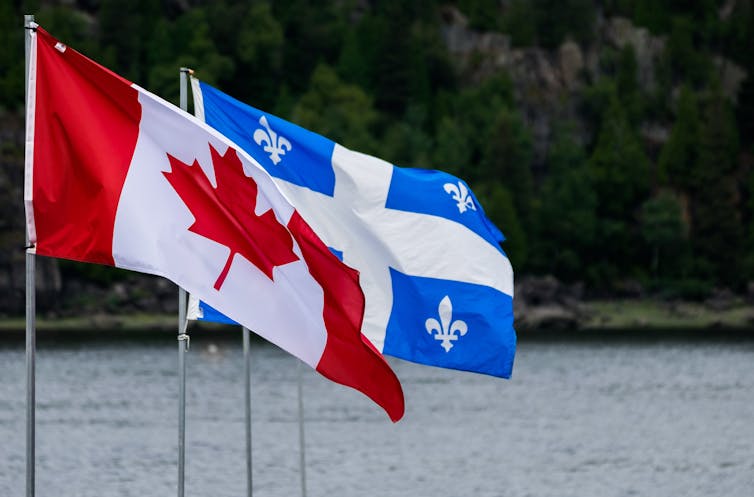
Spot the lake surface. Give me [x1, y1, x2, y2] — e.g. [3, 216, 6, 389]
[1, 333, 753, 497]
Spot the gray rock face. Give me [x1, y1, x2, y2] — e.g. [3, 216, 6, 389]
[514, 275, 586, 331]
[439, 8, 747, 169]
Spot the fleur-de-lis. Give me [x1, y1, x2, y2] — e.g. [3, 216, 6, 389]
[425, 296, 468, 352]
[253, 115, 292, 165]
[443, 181, 476, 213]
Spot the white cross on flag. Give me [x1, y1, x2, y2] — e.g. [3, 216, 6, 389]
[189, 79, 516, 378]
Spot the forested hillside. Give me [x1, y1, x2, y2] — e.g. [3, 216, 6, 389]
[1, 0, 752, 316]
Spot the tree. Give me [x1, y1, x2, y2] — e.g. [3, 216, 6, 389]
[99, 0, 160, 82]
[237, 3, 283, 68]
[479, 107, 534, 225]
[640, 191, 687, 278]
[532, 123, 597, 280]
[437, 72, 515, 178]
[147, 9, 234, 105]
[0, 1, 24, 112]
[534, 0, 596, 48]
[691, 90, 742, 285]
[744, 167, 754, 281]
[234, 2, 284, 109]
[503, 0, 537, 47]
[658, 86, 700, 188]
[589, 97, 650, 218]
[380, 104, 433, 167]
[587, 96, 651, 282]
[274, 0, 347, 95]
[432, 116, 473, 178]
[663, 16, 713, 87]
[473, 182, 527, 270]
[292, 64, 379, 154]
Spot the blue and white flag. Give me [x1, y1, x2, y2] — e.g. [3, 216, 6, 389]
[188, 78, 516, 378]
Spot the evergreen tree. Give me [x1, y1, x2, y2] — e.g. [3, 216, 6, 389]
[657, 86, 700, 188]
[147, 9, 234, 105]
[691, 90, 742, 285]
[292, 64, 379, 154]
[587, 96, 651, 283]
[432, 116, 473, 178]
[380, 105, 433, 167]
[0, 2, 24, 112]
[373, 6, 413, 115]
[744, 167, 754, 281]
[533, 124, 597, 280]
[639, 191, 687, 278]
[235, 2, 284, 109]
[99, 0, 160, 82]
[664, 16, 712, 87]
[589, 97, 650, 218]
[274, 1, 347, 95]
[480, 107, 534, 225]
[474, 183, 527, 269]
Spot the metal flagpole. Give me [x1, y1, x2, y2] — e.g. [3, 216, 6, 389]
[242, 327, 253, 497]
[297, 360, 307, 497]
[24, 14, 36, 497]
[177, 66, 191, 497]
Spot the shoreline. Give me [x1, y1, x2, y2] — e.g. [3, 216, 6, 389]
[0, 299, 752, 341]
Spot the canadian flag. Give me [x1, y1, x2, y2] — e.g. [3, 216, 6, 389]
[25, 26, 404, 421]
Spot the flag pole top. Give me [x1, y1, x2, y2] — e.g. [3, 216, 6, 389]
[180, 67, 194, 75]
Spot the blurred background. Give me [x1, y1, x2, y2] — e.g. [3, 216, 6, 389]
[1, 2, 753, 497]
[1, 0, 753, 326]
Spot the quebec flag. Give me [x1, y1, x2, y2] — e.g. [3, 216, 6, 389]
[188, 78, 516, 378]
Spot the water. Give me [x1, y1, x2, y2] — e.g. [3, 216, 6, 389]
[1, 334, 753, 497]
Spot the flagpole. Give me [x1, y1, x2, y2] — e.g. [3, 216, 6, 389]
[297, 360, 307, 497]
[24, 14, 36, 497]
[177, 66, 191, 497]
[242, 327, 253, 497]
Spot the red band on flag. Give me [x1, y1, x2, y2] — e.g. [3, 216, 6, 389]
[288, 211, 405, 422]
[32, 28, 141, 265]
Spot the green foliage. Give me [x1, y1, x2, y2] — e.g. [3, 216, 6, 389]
[587, 96, 651, 284]
[480, 107, 534, 222]
[743, 168, 754, 281]
[273, 1, 347, 96]
[718, 0, 754, 66]
[237, 3, 283, 67]
[147, 9, 234, 105]
[501, 0, 596, 48]
[640, 191, 688, 277]
[292, 64, 379, 153]
[0, 2, 24, 112]
[233, 2, 284, 110]
[0, 1, 748, 296]
[535, 0, 596, 49]
[432, 116, 473, 178]
[616, 45, 646, 124]
[663, 16, 713, 87]
[59, 260, 131, 287]
[379, 105, 433, 167]
[532, 123, 597, 280]
[102, 0, 161, 81]
[503, 0, 537, 47]
[436, 72, 515, 174]
[691, 90, 742, 285]
[454, 0, 500, 31]
[474, 182, 527, 269]
[588, 97, 650, 218]
[658, 86, 700, 187]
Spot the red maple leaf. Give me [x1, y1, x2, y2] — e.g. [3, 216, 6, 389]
[163, 144, 299, 290]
